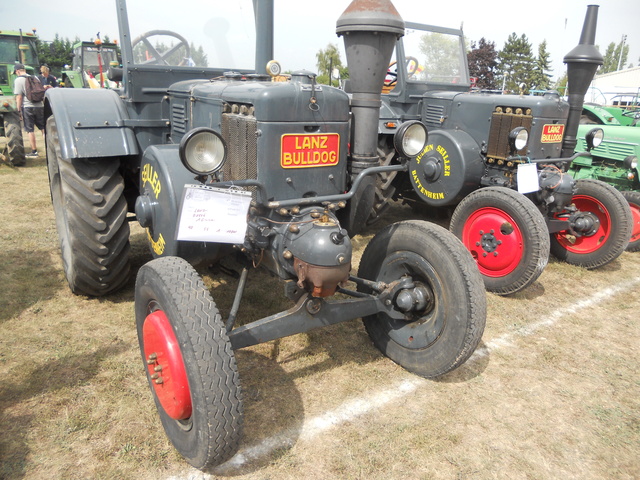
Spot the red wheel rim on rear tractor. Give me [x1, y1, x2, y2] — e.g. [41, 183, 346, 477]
[554, 195, 612, 254]
[461, 207, 524, 278]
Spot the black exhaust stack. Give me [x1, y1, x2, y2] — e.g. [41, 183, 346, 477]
[253, 0, 274, 74]
[336, 0, 404, 234]
[561, 5, 603, 157]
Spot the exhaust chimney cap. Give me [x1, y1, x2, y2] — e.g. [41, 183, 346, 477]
[336, 0, 404, 37]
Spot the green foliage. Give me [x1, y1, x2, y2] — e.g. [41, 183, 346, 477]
[497, 33, 535, 93]
[315, 43, 345, 83]
[601, 39, 630, 73]
[530, 40, 552, 91]
[419, 32, 462, 81]
[36, 34, 78, 76]
[467, 38, 498, 90]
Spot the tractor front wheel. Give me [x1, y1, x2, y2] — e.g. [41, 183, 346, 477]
[550, 179, 632, 267]
[358, 220, 486, 378]
[449, 187, 550, 295]
[46, 116, 131, 296]
[621, 190, 640, 252]
[135, 256, 243, 470]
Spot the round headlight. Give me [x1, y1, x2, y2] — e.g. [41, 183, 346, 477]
[179, 128, 227, 175]
[508, 127, 528, 152]
[585, 128, 604, 150]
[623, 155, 638, 170]
[393, 121, 428, 158]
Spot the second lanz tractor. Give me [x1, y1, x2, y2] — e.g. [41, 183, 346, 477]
[368, 5, 632, 295]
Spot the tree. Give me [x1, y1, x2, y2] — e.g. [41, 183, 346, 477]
[316, 43, 344, 85]
[530, 40, 552, 91]
[601, 37, 629, 73]
[467, 37, 498, 90]
[496, 33, 535, 93]
[36, 34, 76, 76]
[419, 32, 462, 82]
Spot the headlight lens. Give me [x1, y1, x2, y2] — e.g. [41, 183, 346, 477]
[623, 155, 638, 170]
[508, 127, 528, 152]
[585, 128, 604, 150]
[179, 128, 227, 175]
[394, 121, 428, 157]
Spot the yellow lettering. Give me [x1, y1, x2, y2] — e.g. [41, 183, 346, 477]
[146, 230, 166, 255]
[141, 163, 162, 199]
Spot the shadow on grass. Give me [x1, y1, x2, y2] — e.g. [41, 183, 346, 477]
[0, 341, 129, 480]
[0, 247, 61, 324]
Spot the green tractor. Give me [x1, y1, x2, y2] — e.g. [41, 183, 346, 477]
[0, 29, 39, 166]
[60, 39, 120, 89]
[570, 102, 640, 250]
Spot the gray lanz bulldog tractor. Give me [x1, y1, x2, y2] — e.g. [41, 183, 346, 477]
[366, 6, 632, 295]
[44, 0, 486, 469]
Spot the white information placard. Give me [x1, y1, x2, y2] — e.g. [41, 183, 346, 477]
[516, 163, 540, 194]
[177, 184, 252, 244]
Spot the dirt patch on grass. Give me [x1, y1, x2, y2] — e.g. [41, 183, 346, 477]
[1, 137, 638, 479]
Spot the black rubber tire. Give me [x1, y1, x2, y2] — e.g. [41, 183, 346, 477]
[3, 112, 25, 166]
[550, 179, 632, 268]
[358, 220, 486, 378]
[449, 187, 550, 296]
[621, 190, 640, 252]
[46, 115, 131, 296]
[135, 256, 242, 470]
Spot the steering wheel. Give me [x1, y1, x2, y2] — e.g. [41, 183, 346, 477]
[384, 56, 420, 87]
[131, 30, 192, 66]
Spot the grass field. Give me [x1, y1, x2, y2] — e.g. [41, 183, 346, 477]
[1, 136, 639, 480]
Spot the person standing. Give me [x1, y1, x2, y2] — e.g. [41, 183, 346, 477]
[13, 63, 45, 158]
[38, 65, 58, 89]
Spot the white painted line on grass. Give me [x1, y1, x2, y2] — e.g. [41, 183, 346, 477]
[170, 274, 640, 479]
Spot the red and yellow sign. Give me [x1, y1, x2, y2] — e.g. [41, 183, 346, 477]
[281, 133, 340, 168]
[541, 124, 565, 143]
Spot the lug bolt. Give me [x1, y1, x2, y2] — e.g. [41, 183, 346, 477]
[146, 353, 157, 364]
[493, 252, 498, 256]
[475, 241, 480, 246]
[483, 252, 487, 257]
[155, 378, 164, 384]
[154, 365, 163, 372]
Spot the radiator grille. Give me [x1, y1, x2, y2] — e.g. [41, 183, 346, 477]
[172, 103, 187, 134]
[425, 104, 446, 127]
[593, 141, 637, 160]
[221, 113, 258, 183]
[487, 107, 533, 160]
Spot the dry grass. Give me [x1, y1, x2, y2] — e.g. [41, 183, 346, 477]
[1, 135, 639, 480]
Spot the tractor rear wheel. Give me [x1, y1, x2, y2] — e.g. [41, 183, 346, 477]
[46, 115, 130, 296]
[358, 220, 486, 378]
[449, 187, 550, 296]
[135, 256, 242, 470]
[621, 190, 640, 252]
[550, 179, 632, 268]
[3, 112, 25, 166]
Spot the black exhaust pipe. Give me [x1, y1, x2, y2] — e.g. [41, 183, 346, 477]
[336, 0, 404, 234]
[561, 4, 603, 157]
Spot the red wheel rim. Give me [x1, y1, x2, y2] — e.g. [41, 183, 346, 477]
[628, 201, 640, 244]
[553, 195, 611, 254]
[461, 207, 524, 277]
[143, 310, 192, 420]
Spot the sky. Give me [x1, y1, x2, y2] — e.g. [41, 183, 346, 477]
[3, 0, 639, 82]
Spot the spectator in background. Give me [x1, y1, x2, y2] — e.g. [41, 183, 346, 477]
[13, 63, 45, 158]
[38, 65, 58, 89]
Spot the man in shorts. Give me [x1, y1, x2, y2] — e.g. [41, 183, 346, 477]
[13, 63, 45, 158]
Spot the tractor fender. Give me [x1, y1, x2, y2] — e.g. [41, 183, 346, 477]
[45, 88, 138, 160]
[409, 129, 484, 207]
[134, 144, 224, 263]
